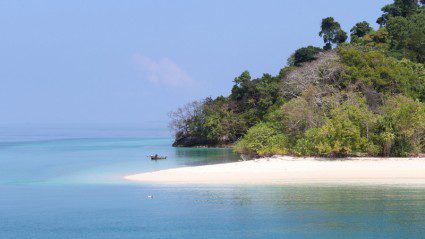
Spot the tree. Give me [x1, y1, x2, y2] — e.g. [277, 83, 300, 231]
[350, 21, 373, 41]
[371, 28, 390, 44]
[319, 17, 348, 50]
[377, 0, 422, 26]
[231, 71, 252, 102]
[281, 51, 344, 100]
[233, 70, 251, 86]
[405, 10, 425, 63]
[168, 100, 204, 136]
[230, 71, 254, 112]
[281, 86, 325, 140]
[380, 6, 425, 63]
[254, 73, 283, 118]
[380, 95, 425, 156]
[289, 46, 323, 66]
[386, 16, 410, 49]
[201, 97, 241, 143]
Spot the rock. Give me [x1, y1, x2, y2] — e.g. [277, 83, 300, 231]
[172, 135, 210, 147]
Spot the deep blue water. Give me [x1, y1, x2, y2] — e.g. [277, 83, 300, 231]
[1, 125, 425, 238]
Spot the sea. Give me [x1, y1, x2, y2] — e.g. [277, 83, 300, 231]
[0, 124, 424, 239]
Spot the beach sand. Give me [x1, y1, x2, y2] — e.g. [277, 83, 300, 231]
[125, 156, 425, 185]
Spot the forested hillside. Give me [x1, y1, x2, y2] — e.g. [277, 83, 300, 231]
[169, 0, 425, 157]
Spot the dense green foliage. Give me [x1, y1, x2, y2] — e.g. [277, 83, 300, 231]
[319, 17, 347, 50]
[350, 21, 373, 42]
[170, 72, 283, 147]
[377, 0, 424, 26]
[170, 0, 425, 157]
[288, 46, 323, 66]
[234, 122, 288, 157]
[339, 46, 425, 100]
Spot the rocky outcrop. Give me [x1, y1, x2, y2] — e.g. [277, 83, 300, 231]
[172, 133, 234, 148]
[172, 135, 211, 147]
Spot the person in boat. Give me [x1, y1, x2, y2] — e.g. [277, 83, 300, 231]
[150, 154, 166, 159]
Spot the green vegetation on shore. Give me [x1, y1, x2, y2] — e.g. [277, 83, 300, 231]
[169, 0, 425, 157]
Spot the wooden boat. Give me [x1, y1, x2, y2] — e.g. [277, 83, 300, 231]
[150, 155, 167, 160]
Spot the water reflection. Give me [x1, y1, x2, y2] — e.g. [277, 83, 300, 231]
[174, 147, 241, 166]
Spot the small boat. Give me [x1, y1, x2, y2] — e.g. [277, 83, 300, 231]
[150, 154, 167, 160]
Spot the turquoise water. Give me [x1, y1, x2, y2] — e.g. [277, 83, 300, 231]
[1, 126, 425, 238]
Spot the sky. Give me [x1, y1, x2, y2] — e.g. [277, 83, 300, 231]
[0, 0, 392, 126]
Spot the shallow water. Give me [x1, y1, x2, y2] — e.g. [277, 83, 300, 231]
[1, 125, 424, 238]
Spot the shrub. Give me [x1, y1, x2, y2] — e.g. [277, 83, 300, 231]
[234, 122, 288, 157]
[380, 95, 425, 156]
[293, 96, 379, 157]
[289, 46, 323, 66]
[294, 118, 366, 157]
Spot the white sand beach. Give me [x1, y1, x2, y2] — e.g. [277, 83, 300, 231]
[125, 156, 425, 185]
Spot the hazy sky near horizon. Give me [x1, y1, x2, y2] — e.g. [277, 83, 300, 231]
[0, 0, 392, 125]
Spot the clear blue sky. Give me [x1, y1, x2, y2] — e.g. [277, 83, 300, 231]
[0, 0, 392, 125]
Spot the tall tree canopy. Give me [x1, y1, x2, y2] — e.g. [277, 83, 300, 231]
[350, 21, 373, 42]
[377, 0, 424, 26]
[319, 17, 347, 50]
[384, 7, 425, 63]
[406, 11, 425, 62]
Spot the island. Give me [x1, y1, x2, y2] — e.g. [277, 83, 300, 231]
[169, 0, 425, 159]
[128, 0, 425, 185]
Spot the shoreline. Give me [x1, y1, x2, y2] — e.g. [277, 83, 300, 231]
[125, 156, 425, 186]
